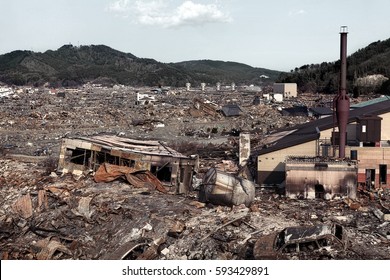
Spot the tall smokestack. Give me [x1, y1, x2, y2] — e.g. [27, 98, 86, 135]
[334, 26, 350, 158]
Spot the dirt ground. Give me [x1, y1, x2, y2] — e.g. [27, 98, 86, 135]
[1, 86, 389, 260]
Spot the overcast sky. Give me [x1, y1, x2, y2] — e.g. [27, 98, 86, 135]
[1, 0, 390, 71]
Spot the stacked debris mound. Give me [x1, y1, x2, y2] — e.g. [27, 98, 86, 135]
[1, 159, 390, 260]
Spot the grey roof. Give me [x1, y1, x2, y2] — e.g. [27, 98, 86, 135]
[255, 99, 390, 156]
[221, 104, 241, 117]
[309, 107, 333, 116]
[281, 106, 308, 117]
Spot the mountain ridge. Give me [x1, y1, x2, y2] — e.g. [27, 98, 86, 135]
[0, 44, 280, 87]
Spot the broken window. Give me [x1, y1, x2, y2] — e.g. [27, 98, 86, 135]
[298, 241, 319, 252]
[95, 151, 120, 166]
[68, 148, 91, 166]
[151, 165, 172, 183]
[317, 238, 329, 247]
[379, 165, 387, 185]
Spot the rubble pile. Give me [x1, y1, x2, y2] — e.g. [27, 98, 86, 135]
[1, 86, 388, 260]
[1, 159, 389, 260]
[0, 86, 315, 157]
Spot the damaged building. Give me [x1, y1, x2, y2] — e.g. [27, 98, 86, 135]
[254, 28, 390, 198]
[254, 96, 390, 196]
[57, 135, 198, 194]
[285, 156, 357, 199]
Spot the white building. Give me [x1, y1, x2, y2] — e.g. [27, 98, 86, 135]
[273, 83, 297, 98]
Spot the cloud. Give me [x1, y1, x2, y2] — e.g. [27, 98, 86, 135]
[108, 0, 131, 13]
[289, 9, 307, 16]
[108, 0, 231, 27]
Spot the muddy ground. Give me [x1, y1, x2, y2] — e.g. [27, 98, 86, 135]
[1, 86, 389, 260]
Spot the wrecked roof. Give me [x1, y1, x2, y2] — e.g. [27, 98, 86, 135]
[71, 135, 192, 159]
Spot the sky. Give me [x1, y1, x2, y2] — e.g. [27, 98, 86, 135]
[1, 0, 390, 72]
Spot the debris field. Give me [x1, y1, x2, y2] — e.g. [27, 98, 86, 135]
[1, 86, 389, 260]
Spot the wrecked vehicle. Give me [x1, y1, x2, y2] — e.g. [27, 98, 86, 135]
[253, 223, 348, 259]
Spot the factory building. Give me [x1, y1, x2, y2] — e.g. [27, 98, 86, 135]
[254, 97, 390, 195]
[253, 26, 390, 198]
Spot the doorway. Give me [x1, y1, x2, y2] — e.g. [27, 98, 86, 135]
[379, 165, 387, 185]
[365, 169, 375, 190]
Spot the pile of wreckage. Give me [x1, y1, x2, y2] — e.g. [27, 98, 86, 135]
[1, 87, 390, 260]
[1, 133, 390, 260]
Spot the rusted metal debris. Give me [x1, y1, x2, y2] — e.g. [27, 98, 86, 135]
[94, 163, 167, 193]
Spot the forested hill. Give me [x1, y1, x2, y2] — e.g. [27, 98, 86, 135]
[0, 44, 280, 87]
[278, 38, 390, 95]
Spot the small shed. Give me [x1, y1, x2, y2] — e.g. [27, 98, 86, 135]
[57, 135, 199, 194]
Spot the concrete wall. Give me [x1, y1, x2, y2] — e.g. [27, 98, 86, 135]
[257, 140, 317, 185]
[380, 112, 390, 140]
[285, 161, 357, 199]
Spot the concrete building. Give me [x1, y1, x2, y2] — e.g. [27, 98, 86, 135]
[58, 135, 198, 194]
[254, 97, 390, 194]
[273, 83, 298, 98]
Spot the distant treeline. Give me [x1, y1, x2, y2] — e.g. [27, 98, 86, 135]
[278, 38, 390, 96]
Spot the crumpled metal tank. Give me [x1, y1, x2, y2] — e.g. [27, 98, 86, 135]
[199, 168, 256, 207]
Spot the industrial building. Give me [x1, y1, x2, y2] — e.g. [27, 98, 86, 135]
[57, 135, 198, 194]
[255, 96, 390, 189]
[254, 27, 390, 198]
[273, 83, 298, 98]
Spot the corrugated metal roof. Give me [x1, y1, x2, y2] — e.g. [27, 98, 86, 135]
[351, 96, 390, 108]
[74, 135, 190, 158]
[309, 107, 333, 115]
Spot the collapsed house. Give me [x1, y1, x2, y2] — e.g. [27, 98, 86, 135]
[57, 135, 198, 194]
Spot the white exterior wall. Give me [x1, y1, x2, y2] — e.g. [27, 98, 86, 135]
[273, 83, 297, 98]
